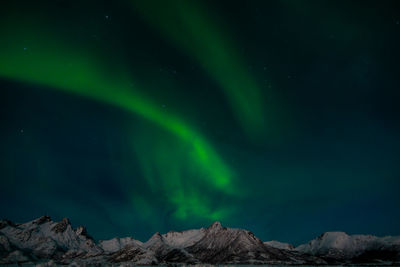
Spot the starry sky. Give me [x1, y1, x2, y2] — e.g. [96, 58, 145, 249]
[1, 0, 400, 245]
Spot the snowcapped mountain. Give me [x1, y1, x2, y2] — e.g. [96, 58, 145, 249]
[295, 231, 400, 264]
[0, 216, 399, 265]
[186, 221, 286, 264]
[0, 216, 103, 264]
[140, 221, 323, 265]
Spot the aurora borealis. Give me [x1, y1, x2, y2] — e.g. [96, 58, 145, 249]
[1, 0, 400, 245]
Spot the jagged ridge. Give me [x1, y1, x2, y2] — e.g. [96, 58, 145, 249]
[0, 216, 399, 265]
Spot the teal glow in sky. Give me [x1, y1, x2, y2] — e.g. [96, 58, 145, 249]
[1, 0, 400, 244]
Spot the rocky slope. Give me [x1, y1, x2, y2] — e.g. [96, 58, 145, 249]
[0, 216, 399, 265]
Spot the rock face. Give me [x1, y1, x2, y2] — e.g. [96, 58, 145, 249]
[0, 216, 399, 265]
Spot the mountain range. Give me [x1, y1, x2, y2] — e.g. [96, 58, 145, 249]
[1, 216, 399, 266]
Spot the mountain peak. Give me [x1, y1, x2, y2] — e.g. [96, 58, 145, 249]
[31, 216, 52, 225]
[316, 231, 349, 241]
[152, 232, 162, 238]
[51, 217, 71, 233]
[208, 221, 222, 230]
[145, 232, 163, 244]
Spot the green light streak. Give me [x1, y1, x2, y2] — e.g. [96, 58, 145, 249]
[132, 129, 237, 221]
[131, 0, 268, 138]
[0, 21, 238, 222]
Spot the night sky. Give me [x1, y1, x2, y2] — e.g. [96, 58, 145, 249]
[1, 0, 400, 245]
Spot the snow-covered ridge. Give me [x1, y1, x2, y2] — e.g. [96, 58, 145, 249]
[264, 240, 294, 250]
[295, 231, 400, 259]
[0, 216, 102, 257]
[161, 228, 206, 248]
[0, 216, 399, 265]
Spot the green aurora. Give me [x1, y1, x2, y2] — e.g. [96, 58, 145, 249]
[132, 0, 272, 139]
[0, 14, 241, 222]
